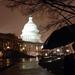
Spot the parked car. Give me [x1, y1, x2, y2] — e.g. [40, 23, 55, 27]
[38, 54, 64, 75]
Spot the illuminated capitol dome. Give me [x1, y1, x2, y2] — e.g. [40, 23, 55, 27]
[20, 16, 43, 57]
[20, 16, 42, 43]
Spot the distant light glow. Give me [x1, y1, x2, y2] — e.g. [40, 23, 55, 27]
[45, 53, 48, 56]
[48, 60, 52, 62]
[41, 45, 43, 49]
[20, 16, 42, 43]
[66, 49, 70, 52]
[7, 46, 10, 49]
[57, 57, 61, 60]
[36, 46, 38, 50]
[56, 49, 60, 52]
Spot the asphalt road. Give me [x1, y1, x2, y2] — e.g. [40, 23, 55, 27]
[1, 58, 55, 75]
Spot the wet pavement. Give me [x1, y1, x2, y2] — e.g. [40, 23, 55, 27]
[1, 58, 55, 75]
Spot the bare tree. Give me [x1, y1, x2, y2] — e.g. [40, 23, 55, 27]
[2, 0, 75, 31]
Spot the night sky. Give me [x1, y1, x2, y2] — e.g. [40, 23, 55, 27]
[1, 0, 73, 42]
[0, 2, 55, 42]
[0, 3, 26, 36]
